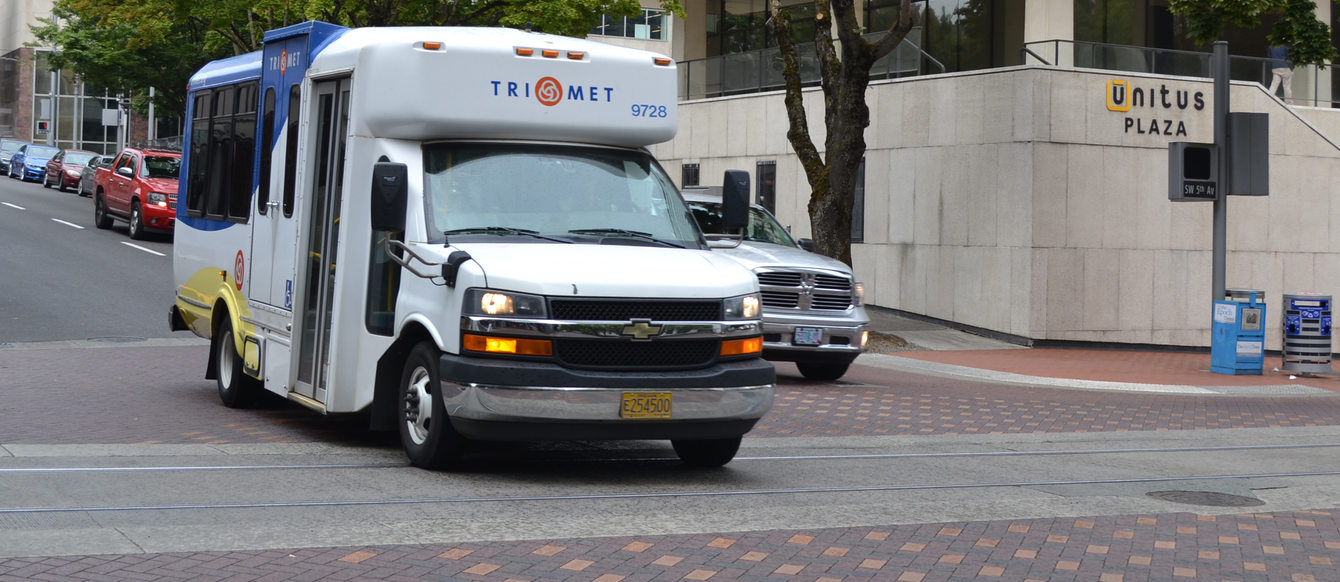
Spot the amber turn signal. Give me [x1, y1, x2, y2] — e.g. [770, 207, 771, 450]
[720, 337, 763, 356]
[463, 333, 553, 356]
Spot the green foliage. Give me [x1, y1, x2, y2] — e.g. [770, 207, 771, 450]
[1168, 0, 1336, 67]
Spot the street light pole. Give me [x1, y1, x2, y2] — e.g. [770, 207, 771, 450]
[1212, 41, 1228, 303]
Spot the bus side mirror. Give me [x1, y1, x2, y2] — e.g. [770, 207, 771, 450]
[721, 170, 749, 230]
[370, 162, 407, 232]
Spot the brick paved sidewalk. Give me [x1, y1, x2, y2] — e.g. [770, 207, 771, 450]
[4, 509, 1338, 581]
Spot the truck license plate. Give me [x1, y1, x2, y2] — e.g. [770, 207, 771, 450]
[621, 392, 672, 419]
[794, 327, 823, 346]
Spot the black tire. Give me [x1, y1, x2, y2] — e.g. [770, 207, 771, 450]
[128, 201, 146, 240]
[93, 193, 113, 229]
[672, 437, 742, 468]
[57, 177, 68, 192]
[42, 172, 52, 188]
[399, 341, 468, 470]
[796, 361, 851, 382]
[215, 319, 262, 408]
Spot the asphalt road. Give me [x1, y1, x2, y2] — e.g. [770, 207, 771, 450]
[0, 173, 178, 343]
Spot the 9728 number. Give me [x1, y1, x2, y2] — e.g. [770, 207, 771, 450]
[632, 104, 668, 118]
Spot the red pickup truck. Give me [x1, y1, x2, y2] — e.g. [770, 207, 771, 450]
[93, 147, 181, 239]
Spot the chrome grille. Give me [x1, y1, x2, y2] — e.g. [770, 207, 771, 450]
[549, 299, 721, 321]
[756, 270, 854, 311]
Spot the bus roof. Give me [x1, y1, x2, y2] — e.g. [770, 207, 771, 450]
[189, 51, 262, 91]
[314, 26, 678, 148]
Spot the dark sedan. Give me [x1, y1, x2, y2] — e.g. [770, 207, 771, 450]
[44, 149, 100, 192]
[76, 155, 109, 197]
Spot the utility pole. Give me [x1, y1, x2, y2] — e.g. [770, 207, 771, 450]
[1211, 41, 1228, 303]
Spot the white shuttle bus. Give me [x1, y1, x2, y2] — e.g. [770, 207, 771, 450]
[171, 21, 775, 469]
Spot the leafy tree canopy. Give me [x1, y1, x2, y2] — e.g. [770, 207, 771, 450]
[31, 0, 683, 119]
[1168, 0, 1337, 67]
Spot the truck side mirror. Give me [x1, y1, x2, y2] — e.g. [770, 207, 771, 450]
[721, 170, 749, 230]
[370, 162, 407, 232]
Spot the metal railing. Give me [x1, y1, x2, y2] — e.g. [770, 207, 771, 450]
[1021, 39, 1336, 108]
[678, 28, 943, 100]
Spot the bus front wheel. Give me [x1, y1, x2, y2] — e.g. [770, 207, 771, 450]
[399, 342, 467, 470]
[671, 437, 742, 468]
[215, 319, 261, 408]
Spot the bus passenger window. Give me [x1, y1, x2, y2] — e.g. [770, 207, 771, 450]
[258, 87, 275, 215]
[283, 84, 300, 218]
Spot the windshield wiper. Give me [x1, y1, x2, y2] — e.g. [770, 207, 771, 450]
[443, 227, 572, 244]
[566, 228, 684, 248]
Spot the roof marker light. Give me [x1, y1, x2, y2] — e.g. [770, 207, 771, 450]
[516, 47, 534, 56]
[653, 57, 672, 66]
[542, 49, 559, 58]
[422, 41, 442, 50]
[567, 51, 585, 60]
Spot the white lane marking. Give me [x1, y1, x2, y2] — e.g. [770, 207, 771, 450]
[121, 241, 166, 257]
[52, 218, 84, 230]
[2, 202, 24, 210]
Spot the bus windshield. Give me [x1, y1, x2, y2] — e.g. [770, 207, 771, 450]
[423, 143, 703, 248]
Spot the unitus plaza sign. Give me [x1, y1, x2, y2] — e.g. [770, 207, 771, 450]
[1106, 79, 1206, 136]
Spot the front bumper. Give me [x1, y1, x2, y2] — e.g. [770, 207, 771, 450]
[438, 354, 775, 441]
[760, 314, 868, 364]
[141, 202, 177, 230]
[20, 166, 44, 181]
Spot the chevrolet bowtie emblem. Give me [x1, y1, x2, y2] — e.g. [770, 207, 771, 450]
[621, 320, 662, 340]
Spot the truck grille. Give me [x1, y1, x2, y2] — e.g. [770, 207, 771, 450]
[757, 270, 854, 311]
[556, 339, 719, 369]
[549, 299, 721, 321]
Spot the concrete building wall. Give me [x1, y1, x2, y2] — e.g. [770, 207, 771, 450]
[652, 66, 1340, 350]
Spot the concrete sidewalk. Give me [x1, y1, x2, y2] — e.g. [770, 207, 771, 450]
[863, 308, 1340, 395]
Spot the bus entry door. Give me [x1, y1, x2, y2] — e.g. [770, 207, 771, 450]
[294, 78, 350, 402]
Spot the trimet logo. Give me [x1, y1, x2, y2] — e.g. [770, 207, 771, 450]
[490, 78, 615, 107]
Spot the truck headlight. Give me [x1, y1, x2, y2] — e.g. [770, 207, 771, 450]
[854, 282, 865, 307]
[148, 192, 169, 207]
[463, 288, 547, 318]
[724, 293, 761, 320]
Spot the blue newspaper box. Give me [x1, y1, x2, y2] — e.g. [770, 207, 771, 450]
[1211, 289, 1265, 375]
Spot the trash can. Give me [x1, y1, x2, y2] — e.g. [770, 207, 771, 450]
[1282, 292, 1332, 374]
[1211, 289, 1265, 375]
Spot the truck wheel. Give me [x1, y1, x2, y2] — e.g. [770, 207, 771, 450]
[215, 319, 261, 408]
[93, 193, 113, 229]
[399, 341, 467, 470]
[128, 201, 145, 240]
[671, 437, 742, 468]
[796, 361, 850, 382]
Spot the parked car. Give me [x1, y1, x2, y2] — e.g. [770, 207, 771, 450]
[43, 149, 100, 192]
[0, 139, 27, 175]
[7, 144, 61, 182]
[93, 147, 181, 239]
[684, 186, 869, 381]
[76, 155, 109, 197]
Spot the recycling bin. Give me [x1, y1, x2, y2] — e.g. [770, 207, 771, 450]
[1211, 289, 1265, 375]
[1282, 292, 1332, 374]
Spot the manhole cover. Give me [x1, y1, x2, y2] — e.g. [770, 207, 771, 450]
[1147, 490, 1265, 507]
[87, 337, 147, 343]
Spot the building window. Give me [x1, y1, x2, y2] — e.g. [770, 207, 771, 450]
[852, 158, 865, 243]
[756, 160, 776, 214]
[681, 163, 700, 187]
[591, 9, 667, 40]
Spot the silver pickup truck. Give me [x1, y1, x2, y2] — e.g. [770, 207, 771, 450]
[684, 187, 869, 381]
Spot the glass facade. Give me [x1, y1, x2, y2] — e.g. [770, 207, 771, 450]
[591, 9, 668, 40]
[866, 0, 1002, 73]
[30, 50, 122, 154]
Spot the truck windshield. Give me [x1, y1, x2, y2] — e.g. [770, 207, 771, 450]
[687, 201, 798, 247]
[423, 143, 702, 248]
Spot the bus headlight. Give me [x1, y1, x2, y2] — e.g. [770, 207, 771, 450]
[724, 293, 761, 320]
[463, 288, 547, 318]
